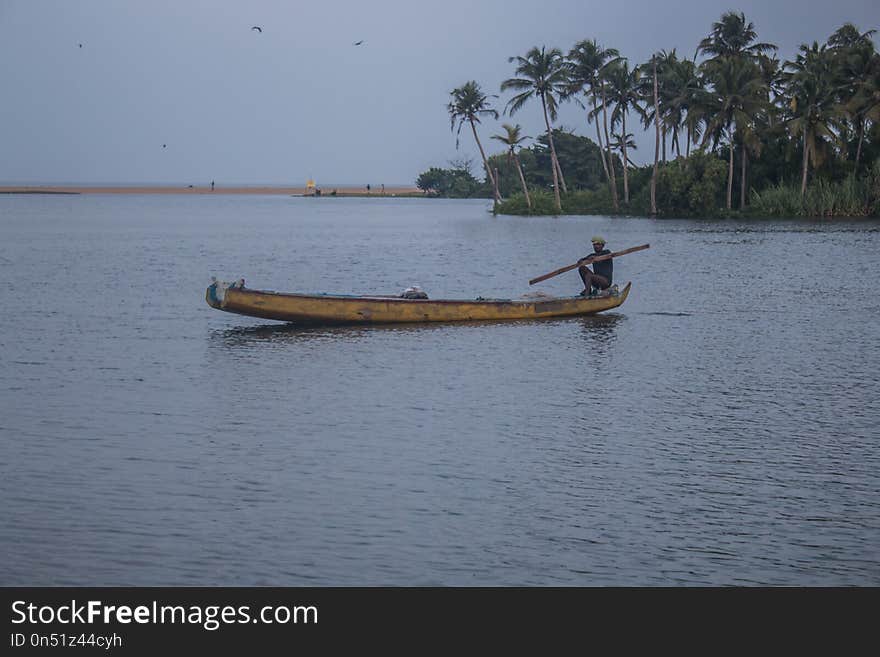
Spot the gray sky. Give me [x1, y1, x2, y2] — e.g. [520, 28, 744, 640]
[0, 0, 876, 186]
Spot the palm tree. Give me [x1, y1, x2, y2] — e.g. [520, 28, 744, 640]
[677, 58, 709, 158]
[757, 54, 786, 104]
[701, 57, 770, 209]
[844, 52, 880, 167]
[650, 55, 661, 216]
[610, 132, 637, 158]
[698, 11, 777, 63]
[491, 123, 532, 210]
[651, 49, 681, 161]
[639, 50, 684, 215]
[601, 60, 644, 204]
[736, 119, 764, 210]
[650, 51, 704, 160]
[784, 42, 840, 196]
[448, 81, 500, 203]
[566, 40, 621, 194]
[592, 72, 620, 210]
[827, 23, 877, 50]
[679, 59, 708, 158]
[698, 11, 776, 210]
[828, 25, 879, 168]
[502, 46, 570, 212]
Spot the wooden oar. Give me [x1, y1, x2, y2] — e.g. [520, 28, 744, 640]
[529, 243, 650, 285]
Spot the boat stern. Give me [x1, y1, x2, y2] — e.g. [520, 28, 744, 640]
[205, 282, 221, 309]
[206, 277, 245, 310]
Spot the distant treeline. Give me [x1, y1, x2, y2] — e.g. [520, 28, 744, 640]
[417, 12, 880, 217]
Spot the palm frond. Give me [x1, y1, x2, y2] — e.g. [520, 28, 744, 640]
[504, 90, 534, 116]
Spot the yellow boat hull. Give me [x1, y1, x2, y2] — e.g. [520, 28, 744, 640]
[206, 281, 631, 324]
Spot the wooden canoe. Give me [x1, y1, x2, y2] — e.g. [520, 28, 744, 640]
[206, 280, 631, 325]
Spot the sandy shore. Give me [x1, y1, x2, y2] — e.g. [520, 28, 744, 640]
[0, 185, 424, 196]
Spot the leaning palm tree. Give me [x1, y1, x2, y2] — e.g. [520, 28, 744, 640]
[566, 39, 621, 194]
[491, 124, 532, 210]
[501, 46, 570, 212]
[448, 81, 501, 203]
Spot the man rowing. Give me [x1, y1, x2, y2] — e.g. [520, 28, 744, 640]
[577, 236, 613, 296]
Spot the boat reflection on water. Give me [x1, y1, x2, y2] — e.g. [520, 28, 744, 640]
[578, 313, 625, 366]
[211, 312, 626, 349]
[578, 313, 624, 342]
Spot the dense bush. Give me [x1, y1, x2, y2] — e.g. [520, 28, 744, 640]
[496, 187, 618, 216]
[416, 166, 487, 198]
[653, 153, 728, 216]
[494, 190, 560, 215]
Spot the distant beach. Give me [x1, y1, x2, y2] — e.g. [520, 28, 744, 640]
[0, 185, 423, 196]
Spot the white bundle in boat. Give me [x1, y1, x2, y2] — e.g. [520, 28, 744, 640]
[400, 285, 428, 299]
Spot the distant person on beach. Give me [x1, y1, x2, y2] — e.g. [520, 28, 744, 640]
[381, 184, 385, 195]
[211, 180, 215, 191]
[577, 236, 613, 296]
[366, 184, 371, 193]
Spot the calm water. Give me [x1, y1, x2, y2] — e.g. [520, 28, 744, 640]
[1, 194, 878, 586]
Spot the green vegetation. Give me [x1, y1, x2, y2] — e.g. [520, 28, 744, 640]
[415, 162, 486, 198]
[750, 165, 880, 217]
[417, 13, 880, 217]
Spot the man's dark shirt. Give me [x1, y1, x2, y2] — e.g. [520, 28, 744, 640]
[586, 248, 613, 283]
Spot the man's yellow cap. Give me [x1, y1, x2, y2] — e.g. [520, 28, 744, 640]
[591, 236, 605, 244]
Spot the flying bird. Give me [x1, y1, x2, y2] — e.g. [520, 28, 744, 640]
[251, 26, 262, 33]
[162, 144, 167, 148]
[78, 43, 82, 48]
[353, 40, 364, 46]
